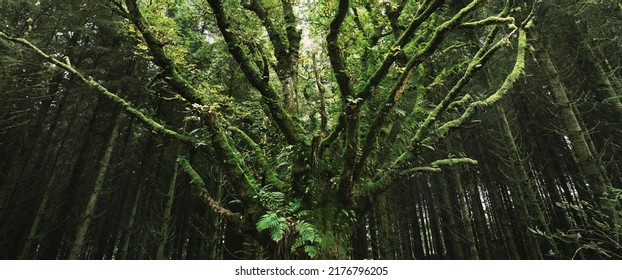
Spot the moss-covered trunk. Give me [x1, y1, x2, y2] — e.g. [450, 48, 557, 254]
[535, 34, 617, 229]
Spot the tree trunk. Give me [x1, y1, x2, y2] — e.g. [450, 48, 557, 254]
[156, 150, 181, 259]
[68, 113, 122, 259]
[497, 106, 544, 259]
[535, 35, 617, 228]
[438, 174, 465, 259]
[451, 169, 479, 259]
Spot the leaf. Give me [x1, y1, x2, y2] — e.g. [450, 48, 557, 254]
[304, 245, 318, 258]
[256, 211, 288, 242]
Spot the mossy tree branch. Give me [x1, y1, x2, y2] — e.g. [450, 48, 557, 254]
[358, 157, 479, 199]
[0, 31, 195, 146]
[228, 125, 287, 190]
[124, 0, 205, 105]
[426, 28, 527, 144]
[356, 0, 445, 102]
[353, 0, 490, 184]
[125, 0, 260, 202]
[178, 158, 242, 222]
[361, 22, 529, 202]
[460, 16, 515, 29]
[207, 0, 303, 146]
[326, 0, 360, 204]
[412, 27, 507, 146]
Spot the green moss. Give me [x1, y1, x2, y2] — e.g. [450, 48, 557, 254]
[461, 16, 514, 28]
[178, 158, 206, 188]
[430, 158, 478, 168]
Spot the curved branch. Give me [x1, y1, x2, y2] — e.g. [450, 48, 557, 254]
[364, 26, 529, 199]
[124, 0, 260, 199]
[356, 0, 445, 101]
[0, 32, 196, 146]
[228, 126, 287, 190]
[125, 0, 204, 105]
[353, 0, 490, 180]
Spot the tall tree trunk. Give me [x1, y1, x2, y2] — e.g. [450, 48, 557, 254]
[118, 185, 143, 259]
[68, 113, 122, 259]
[466, 172, 491, 259]
[351, 213, 369, 259]
[156, 150, 181, 259]
[377, 194, 396, 259]
[451, 169, 479, 259]
[438, 174, 465, 259]
[409, 191, 424, 259]
[535, 35, 617, 229]
[424, 178, 444, 259]
[497, 106, 546, 259]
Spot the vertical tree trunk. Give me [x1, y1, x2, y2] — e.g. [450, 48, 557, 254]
[377, 194, 396, 259]
[369, 211, 380, 259]
[497, 106, 545, 259]
[118, 185, 143, 259]
[156, 151, 181, 259]
[424, 178, 445, 259]
[535, 36, 617, 228]
[466, 173, 492, 259]
[68, 113, 122, 259]
[451, 169, 479, 259]
[351, 213, 369, 259]
[409, 189, 424, 259]
[438, 174, 465, 259]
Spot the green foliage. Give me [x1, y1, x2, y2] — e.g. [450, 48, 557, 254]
[254, 187, 325, 257]
[256, 211, 288, 241]
[292, 220, 323, 258]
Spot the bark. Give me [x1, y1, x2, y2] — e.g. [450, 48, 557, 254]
[377, 194, 396, 259]
[497, 106, 543, 259]
[424, 178, 444, 259]
[409, 186, 425, 259]
[156, 152, 180, 259]
[438, 173, 465, 259]
[466, 172, 491, 259]
[351, 214, 369, 259]
[451, 170, 479, 259]
[534, 33, 617, 228]
[68, 113, 122, 259]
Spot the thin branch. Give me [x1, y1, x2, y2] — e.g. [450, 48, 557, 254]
[460, 16, 515, 28]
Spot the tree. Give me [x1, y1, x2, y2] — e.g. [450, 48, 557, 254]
[2, 0, 620, 260]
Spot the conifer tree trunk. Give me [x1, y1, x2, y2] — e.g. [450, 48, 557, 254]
[68, 113, 122, 259]
[351, 214, 369, 259]
[534, 35, 617, 228]
[451, 170, 479, 259]
[156, 151, 181, 259]
[497, 106, 544, 259]
[466, 172, 491, 259]
[438, 174, 465, 259]
[377, 195, 396, 259]
[119, 185, 143, 260]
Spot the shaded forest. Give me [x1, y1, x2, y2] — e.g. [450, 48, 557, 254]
[1, 0, 621, 259]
